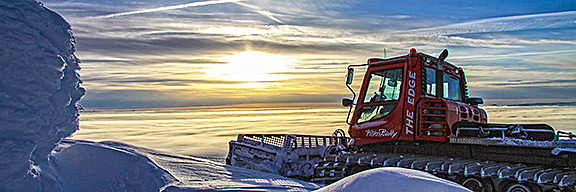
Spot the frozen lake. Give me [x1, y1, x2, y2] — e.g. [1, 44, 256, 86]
[74, 103, 576, 157]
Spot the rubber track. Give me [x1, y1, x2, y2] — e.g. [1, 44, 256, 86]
[313, 153, 576, 191]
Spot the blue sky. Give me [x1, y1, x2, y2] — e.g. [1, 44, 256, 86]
[40, 0, 576, 108]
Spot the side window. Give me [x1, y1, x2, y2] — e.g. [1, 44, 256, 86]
[425, 67, 436, 95]
[444, 73, 462, 101]
[425, 67, 462, 101]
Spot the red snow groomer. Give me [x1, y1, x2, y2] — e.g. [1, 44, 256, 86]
[227, 48, 576, 192]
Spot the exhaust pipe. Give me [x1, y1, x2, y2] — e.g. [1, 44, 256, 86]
[436, 49, 448, 99]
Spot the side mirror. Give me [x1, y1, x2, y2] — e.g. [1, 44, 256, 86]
[346, 68, 354, 85]
[342, 98, 354, 107]
[468, 97, 484, 106]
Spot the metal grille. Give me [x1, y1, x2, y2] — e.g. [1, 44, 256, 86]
[237, 134, 349, 150]
[420, 101, 447, 137]
[238, 134, 288, 150]
[263, 135, 287, 148]
[296, 136, 326, 148]
[293, 135, 347, 149]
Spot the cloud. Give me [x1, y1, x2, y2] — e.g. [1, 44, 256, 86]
[407, 11, 576, 36]
[471, 86, 576, 100]
[234, 2, 284, 24]
[41, 0, 576, 107]
[92, 0, 244, 19]
[450, 49, 576, 60]
[80, 89, 347, 108]
[489, 79, 576, 86]
[504, 102, 576, 107]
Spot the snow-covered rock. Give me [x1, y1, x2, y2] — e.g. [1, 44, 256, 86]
[315, 167, 471, 192]
[0, 0, 84, 190]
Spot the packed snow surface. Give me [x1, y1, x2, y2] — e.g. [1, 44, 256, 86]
[49, 140, 472, 192]
[316, 167, 471, 192]
[56, 140, 323, 191]
[51, 140, 172, 191]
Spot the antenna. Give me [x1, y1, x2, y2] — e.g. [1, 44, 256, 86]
[383, 48, 387, 58]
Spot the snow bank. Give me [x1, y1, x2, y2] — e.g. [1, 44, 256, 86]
[315, 167, 471, 192]
[101, 140, 324, 191]
[0, 0, 84, 190]
[51, 140, 174, 191]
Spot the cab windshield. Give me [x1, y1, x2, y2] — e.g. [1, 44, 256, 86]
[362, 68, 403, 104]
[357, 68, 403, 123]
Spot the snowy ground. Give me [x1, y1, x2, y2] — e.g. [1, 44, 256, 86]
[316, 167, 470, 192]
[52, 139, 470, 192]
[91, 140, 324, 191]
[53, 139, 325, 191]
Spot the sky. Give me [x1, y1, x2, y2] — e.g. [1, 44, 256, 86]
[40, 0, 576, 108]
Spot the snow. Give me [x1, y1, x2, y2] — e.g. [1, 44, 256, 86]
[50, 140, 322, 191]
[0, 0, 84, 190]
[316, 167, 471, 192]
[98, 140, 323, 191]
[0, 0, 473, 191]
[51, 141, 173, 191]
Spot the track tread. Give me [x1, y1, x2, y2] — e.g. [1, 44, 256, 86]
[313, 153, 576, 191]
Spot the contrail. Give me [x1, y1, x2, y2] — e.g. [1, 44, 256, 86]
[450, 50, 576, 60]
[407, 11, 576, 36]
[94, 0, 244, 19]
[235, 2, 284, 24]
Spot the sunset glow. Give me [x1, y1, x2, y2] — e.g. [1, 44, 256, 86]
[206, 51, 295, 87]
[40, 0, 576, 108]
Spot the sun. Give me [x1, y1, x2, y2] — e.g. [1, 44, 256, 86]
[207, 51, 294, 85]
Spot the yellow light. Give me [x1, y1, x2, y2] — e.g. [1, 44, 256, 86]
[207, 51, 294, 84]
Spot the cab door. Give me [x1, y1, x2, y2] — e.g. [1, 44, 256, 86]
[348, 59, 407, 146]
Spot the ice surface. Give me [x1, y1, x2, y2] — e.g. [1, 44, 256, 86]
[316, 167, 471, 192]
